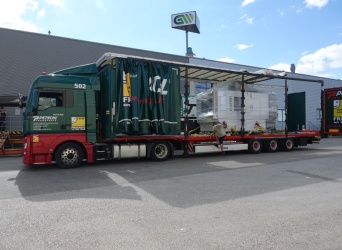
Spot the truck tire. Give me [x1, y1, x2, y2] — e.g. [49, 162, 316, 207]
[280, 138, 294, 151]
[248, 140, 262, 154]
[55, 143, 84, 168]
[265, 139, 278, 152]
[149, 141, 171, 161]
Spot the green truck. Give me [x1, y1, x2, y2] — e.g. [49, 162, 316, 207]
[23, 53, 323, 168]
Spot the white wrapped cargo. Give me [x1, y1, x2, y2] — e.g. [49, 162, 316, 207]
[196, 82, 277, 132]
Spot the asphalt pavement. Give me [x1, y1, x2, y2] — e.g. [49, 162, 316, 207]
[0, 137, 342, 249]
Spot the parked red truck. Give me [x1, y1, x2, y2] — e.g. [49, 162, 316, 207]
[22, 53, 323, 168]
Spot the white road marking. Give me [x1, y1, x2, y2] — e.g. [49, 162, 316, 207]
[208, 160, 264, 169]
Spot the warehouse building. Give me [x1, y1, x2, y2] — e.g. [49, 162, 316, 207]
[1, 27, 341, 131]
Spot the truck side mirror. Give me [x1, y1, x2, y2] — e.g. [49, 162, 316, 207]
[18, 93, 27, 108]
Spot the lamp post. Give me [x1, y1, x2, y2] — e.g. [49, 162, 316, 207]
[171, 11, 200, 154]
[171, 11, 200, 56]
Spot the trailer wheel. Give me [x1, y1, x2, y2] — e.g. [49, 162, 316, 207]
[149, 141, 171, 161]
[265, 139, 278, 152]
[281, 138, 294, 151]
[248, 140, 262, 154]
[55, 143, 84, 168]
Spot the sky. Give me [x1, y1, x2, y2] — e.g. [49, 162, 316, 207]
[1, 0, 342, 80]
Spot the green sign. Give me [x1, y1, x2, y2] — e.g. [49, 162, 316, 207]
[171, 11, 200, 34]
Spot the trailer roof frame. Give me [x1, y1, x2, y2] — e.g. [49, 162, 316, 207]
[96, 52, 324, 86]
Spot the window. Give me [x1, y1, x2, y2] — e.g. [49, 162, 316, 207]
[37, 90, 73, 110]
[234, 97, 241, 111]
[278, 109, 285, 122]
[316, 108, 322, 120]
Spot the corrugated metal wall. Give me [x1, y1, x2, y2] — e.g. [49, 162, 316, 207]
[1, 27, 342, 131]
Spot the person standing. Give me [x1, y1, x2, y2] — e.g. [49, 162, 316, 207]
[210, 121, 226, 154]
[0, 107, 8, 132]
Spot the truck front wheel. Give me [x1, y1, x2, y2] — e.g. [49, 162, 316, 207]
[149, 141, 171, 161]
[55, 143, 84, 168]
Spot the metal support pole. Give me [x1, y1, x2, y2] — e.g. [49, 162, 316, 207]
[186, 31, 188, 55]
[241, 75, 245, 136]
[320, 89, 324, 137]
[183, 66, 189, 156]
[320, 82, 324, 137]
[284, 79, 288, 137]
[183, 30, 190, 156]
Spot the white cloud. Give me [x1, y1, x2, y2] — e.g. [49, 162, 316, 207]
[0, 0, 65, 32]
[269, 62, 291, 72]
[301, 51, 309, 56]
[304, 0, 329, 8]
[0, 0, 39, 32]
[269, 44, 342, 78]
[95, 0, 105, 10]
[297, 44, 342, 74]
[245, 16, 254, 24]
[37, 8, 46, 17]
[217, 57, 236, 63]
[240, 13, 254, 24]
[242, 0, 255, 7]
[46, 0, 64, 7]
[236, 44, 254, 50]
[27, 0, 38, 10]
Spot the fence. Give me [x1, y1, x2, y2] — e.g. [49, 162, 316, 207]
[1, 115, 23, 132]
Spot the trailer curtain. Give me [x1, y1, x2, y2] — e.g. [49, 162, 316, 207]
[115, 58, 181, 135]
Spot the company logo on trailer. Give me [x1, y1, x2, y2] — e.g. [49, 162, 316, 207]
[149, 76, 168, 95]
[326, 90, 342, 99]
[123, 72, 131, 107]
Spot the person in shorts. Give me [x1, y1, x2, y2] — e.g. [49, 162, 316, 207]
[210, 121, 226, 154]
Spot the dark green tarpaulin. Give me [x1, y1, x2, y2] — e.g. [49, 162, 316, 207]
[113, 58, 181, 135]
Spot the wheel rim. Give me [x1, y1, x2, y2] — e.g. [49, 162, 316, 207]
[253, 141, 261, 151]
[154, 144, 168, 159]
[286, 139, 293, 149]
[60, 147, 80, 166]
[270, 140, 277, 150]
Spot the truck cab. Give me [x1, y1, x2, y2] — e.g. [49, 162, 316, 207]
[23, 63, 100, 167]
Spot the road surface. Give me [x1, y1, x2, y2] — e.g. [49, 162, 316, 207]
[0, 137, 341, 249]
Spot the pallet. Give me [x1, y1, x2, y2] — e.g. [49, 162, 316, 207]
[0, 132, 23, 155]
[0, 148, 23, 155]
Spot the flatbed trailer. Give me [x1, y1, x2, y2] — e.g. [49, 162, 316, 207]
[22, 53, 324, 168]
[111, 130, 320, 156]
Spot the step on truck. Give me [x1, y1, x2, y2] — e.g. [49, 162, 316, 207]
[22, 53, 324, 168]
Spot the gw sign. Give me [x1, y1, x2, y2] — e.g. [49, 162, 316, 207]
[171, 11, 200, 34]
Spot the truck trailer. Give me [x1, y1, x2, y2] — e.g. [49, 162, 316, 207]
[22, 53, 323, 168]
[322, 87, 342, 136]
